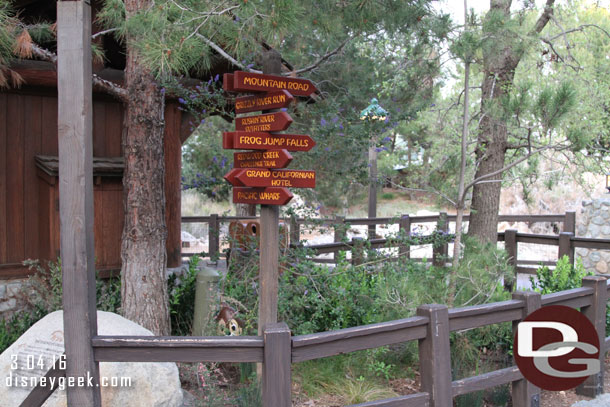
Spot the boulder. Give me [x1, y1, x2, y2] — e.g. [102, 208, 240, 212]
[0, 310, 183, 407]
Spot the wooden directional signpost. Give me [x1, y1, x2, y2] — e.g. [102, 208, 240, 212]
[222, 61, 317, 395]
[233, 150, 293, 169]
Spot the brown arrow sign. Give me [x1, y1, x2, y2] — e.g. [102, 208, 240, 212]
[233, 150, 293, 169]
[233, 187, 293, 205]
[223, 73, 236, 92]
[224, 168, 244, 186]
[233, 71, 318, 97]
[235, 111, 293, 133]
[237, 169, 315, 189]
[235, 90, 294, 114]
[223, 132, 315, 152]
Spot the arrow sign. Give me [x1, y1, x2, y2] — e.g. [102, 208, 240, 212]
[233, 187, 293, 205]
[235, 112, 293, 133]
[223, 131, 315, 152]
[234, 150, 293, 169]
[237, 169, 315, 189]
[235, 90, 294, 114]
[224, 168, 244, 186]
[223, 73, 236, 92]
[233, 71, 318, 97]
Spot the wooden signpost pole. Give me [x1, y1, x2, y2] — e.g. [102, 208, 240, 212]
[222, 54, 317, 391]
[57, 1, 101, 405]
[258, 49, 282, 339]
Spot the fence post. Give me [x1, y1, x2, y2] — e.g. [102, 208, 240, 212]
[334, 216, 346, 261]
[563, 211, 576, 234]
[417, 304, 452, 407]
[558, 232, 574, 265]
[399, 214, 411, 259]
[576, 275, 607, 397]
[505, 229, 518, 291]
[352, 237, 365, 266]
[263, 322, 292, 407]
[433, 212, 448, 267]
[512, 290, 541, 407]
[289, 215, 300, 246]
[209, 214, 219, 260]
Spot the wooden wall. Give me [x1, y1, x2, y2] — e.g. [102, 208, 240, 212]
[0, 87, 183, 279]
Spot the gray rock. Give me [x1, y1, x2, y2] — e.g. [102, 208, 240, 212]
[576, 248, 589, 258]
[0, 299, 16, 313]
[0, 284, 6, 299]
[583, 257, 594, 269]
[593, 200, 602, 209]
[592, 215, 605, 226]
[590, 252, 601, 262]
[588, 224, 601, 237]
[6, 282, 22, 298]
[602, 210, 610, 220]
[0, 310, 183, 407]
[582, 200, 592, 207]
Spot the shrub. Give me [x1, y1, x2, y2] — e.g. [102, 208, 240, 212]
[530, 255, 591, 294]
[168, 255, 201, 336]
[0, 306, 46, 353]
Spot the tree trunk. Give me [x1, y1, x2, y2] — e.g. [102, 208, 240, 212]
[121, 0, 170, 335]
[468, 0, 555, 242]
[236, 203, 256, 217]
[467, 0, 516, 243]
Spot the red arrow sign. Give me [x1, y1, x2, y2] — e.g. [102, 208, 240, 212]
[233, 187, 293, 205]
[223, 132, 315, 152]
[223, 73, 236, 92]
[237, 169, 315, 189]
[234, 150, 293, 169]
[235, 90, 294, 114]
[235, 112, 293, 132]
[223, 168, 244, 186]
[233, 71, 318, 97]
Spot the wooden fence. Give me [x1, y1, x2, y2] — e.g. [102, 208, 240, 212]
[182, 211, 583, 269]
[28, 275, 610, 407]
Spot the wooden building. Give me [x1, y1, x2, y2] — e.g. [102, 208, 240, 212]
[0, 0, 215, 279]
[0, 63, 190, 279]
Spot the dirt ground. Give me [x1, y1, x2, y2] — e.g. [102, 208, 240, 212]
[539, 356, 610, 407]
[289, 359, 610, 407]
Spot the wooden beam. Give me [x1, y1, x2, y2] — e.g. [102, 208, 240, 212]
[511, 291, 541, 407]
[258, 49, 283, 338]
[57, 1, 101, 405]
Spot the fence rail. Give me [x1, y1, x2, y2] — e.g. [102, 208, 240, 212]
[181, 212, 576, 263]
[28, 275, 610, 407]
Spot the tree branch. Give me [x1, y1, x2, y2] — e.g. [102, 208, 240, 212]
[92, 28, 119, 40]
[464, 144, 567, 192]
[30, 42, 127, 101]
[292, 36, 354, 75]
[532, 0, 556, 35]
[195, 33, 262, 73]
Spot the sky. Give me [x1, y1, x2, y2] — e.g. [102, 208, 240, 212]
[437, 0, 610, 24]
[434, 0, 610, 93]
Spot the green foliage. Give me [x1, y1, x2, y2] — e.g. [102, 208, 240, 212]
[0, 259, 123, 354]
[181, 116, 233, 201]
[530, 255, 591, 295]
[22, 259, 122, 315]
[279, 255, 379, 335]
[0, 306, 46, 354]
[168, 255, 201, 336]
